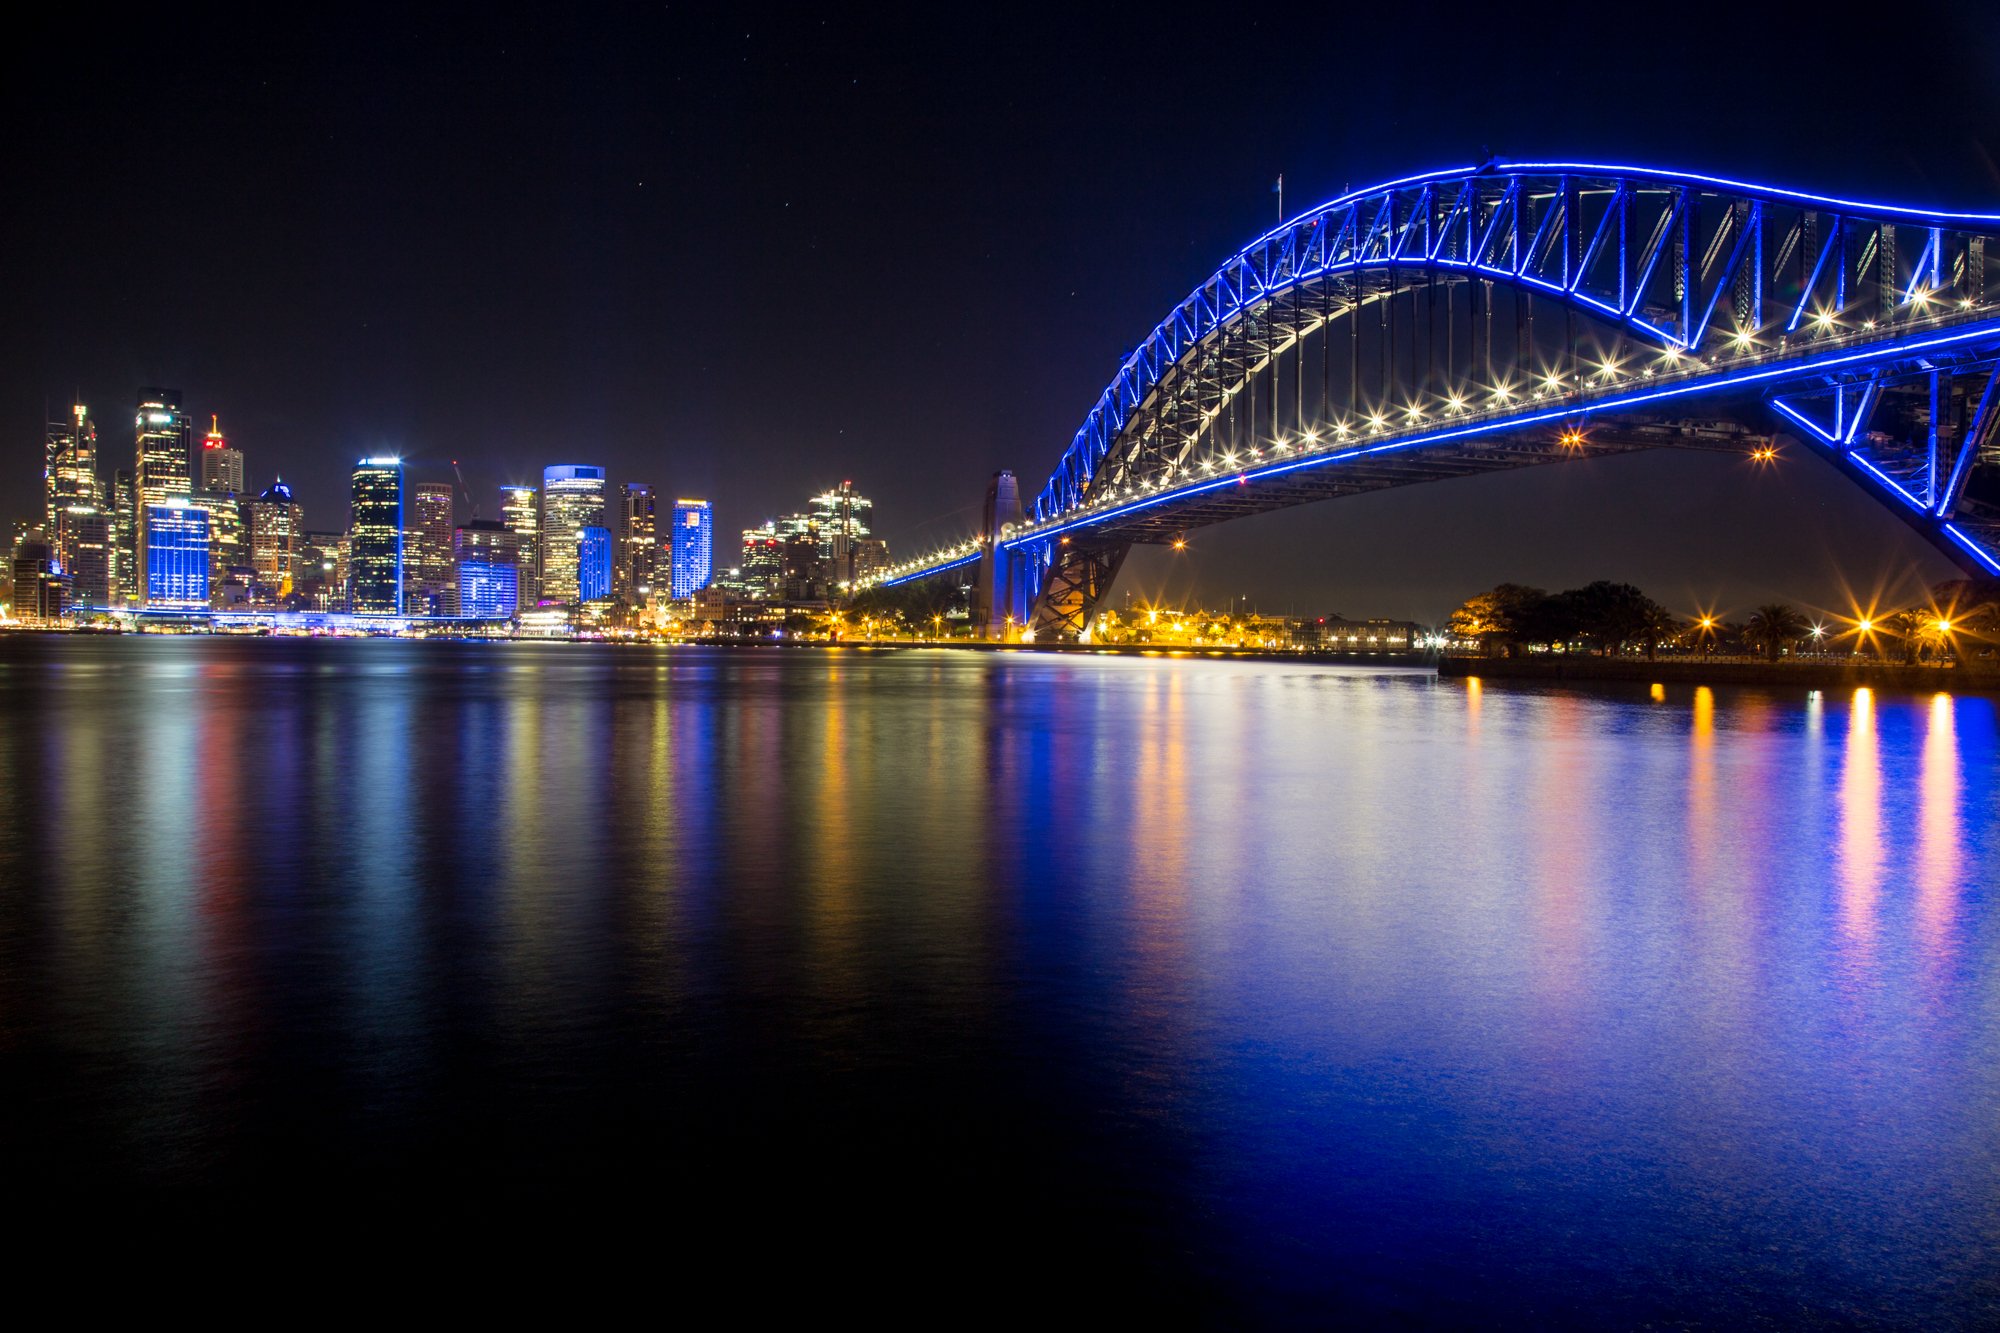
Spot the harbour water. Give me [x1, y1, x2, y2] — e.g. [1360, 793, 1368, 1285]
[1, 637, 1994, 1322]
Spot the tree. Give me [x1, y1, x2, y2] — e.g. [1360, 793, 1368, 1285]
[1445, 583, 1548, 656]
[843, 578, 965, 635]
[1563, 581, 1671, 656]
[1878, 610, 1924, 664]
[1635, 601, 1678, 661]
[1744, 603, 1807, 662]
[1514, 590, 1582, 652]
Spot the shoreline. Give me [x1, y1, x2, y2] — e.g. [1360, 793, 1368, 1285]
[0, 626, 1433, 668]
[10, 629, 1995, 693]
[1438, 653, 1996, 695]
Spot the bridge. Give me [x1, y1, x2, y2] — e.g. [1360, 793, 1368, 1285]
[865, 162, 2000, 640]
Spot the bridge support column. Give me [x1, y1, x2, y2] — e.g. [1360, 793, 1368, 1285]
[1031, 541, 1128, 643]
[973, 470, 1027, 639]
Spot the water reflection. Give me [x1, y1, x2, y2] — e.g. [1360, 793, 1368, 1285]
[1, 638, 1997, 1324]
[1915, 693, 1962, 974]
[1836, 688, 1883, 964]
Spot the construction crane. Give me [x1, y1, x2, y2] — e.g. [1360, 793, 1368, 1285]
[452, 460, 480, 520]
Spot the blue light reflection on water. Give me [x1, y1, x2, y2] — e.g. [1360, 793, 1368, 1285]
[0, 637, 1994, 1321]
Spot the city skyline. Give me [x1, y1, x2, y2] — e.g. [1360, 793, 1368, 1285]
[9, 381, 923, 625]
[10, 381, 896, 615]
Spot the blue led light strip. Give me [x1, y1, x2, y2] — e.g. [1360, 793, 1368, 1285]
[1942, 524, 2000, 573]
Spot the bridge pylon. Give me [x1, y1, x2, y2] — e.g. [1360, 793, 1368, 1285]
[973, 470, 1030, 639]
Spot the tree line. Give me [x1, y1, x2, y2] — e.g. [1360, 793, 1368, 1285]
[1445, 577, 2000, 662]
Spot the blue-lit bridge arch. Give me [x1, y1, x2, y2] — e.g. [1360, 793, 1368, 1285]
[870, 163, 2000, 639]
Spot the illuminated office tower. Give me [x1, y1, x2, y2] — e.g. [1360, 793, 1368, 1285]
[540, 465, 606, 603]
[408, 481, 457, 615]
[809, 481, 873, 586]
[193, 420, 246, 606]
[299, 529, 342, 610]
[133, 388, 193, 605]
[617, 482, 657, 599]
[774, 509, 825, 587]
[669, 498, 713, 598]
[10, 539, 68, 625]
[199, 416, 245, 495]
[738, 523, 782, 598]
[500, 486, 539, 608]
[45, 405, 99, 537]
[850, 536, 889, 582]
[247, 479, 304, 596]
[144, 500, 209, 609]
[57, 507, 112, 607]
[349, 457, 404, 615]
[578, 525, 613, 602]
[453, 520, 520, 619]
[111, 467, 136, 603]
[12, 539, 68, 624]
[192, 495, 247, 606]
[47, 405, 110, 607]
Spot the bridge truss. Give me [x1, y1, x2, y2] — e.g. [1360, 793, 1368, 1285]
[869, 164, 2000, 638]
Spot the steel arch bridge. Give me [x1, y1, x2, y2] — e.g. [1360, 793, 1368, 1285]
[868, 162, 2000, 639]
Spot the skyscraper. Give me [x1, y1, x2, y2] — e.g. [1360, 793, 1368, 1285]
[453, 520, 520, 619]
[670, 498, 713, 598]
[578, 525, 613, 602]
[45, 404, 99, 536]
[500, 486, 539, 608]
[199, 416, 245, 495]
[144, 501, 209, 609]
[133, 388, 193, 606]
[46, 404, 109, 605]
[57, 507, 112, 607]
[193, 495, 247, 606]
[408, 481, 457, 615]
[247, 479, 304, 597]
[738, 523, 783, 599]
[617, 482, 657, 599]
[809, 482, 874, 587]
[540, 465, 606, 603]
[774, 509, 826, 590]
[349, 457, 404, 615]
[11, 538, 68, 625]
[111, 467, 136, 604]
[299, 529, 342, 610]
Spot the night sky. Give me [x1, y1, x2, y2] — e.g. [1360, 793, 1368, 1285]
[7, 5, 1998, 621]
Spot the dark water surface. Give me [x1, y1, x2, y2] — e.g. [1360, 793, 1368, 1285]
[2, 637, 1996, 1322]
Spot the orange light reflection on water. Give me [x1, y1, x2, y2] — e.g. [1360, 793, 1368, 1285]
[1836, 688, 1882, 965]
[1915, 693, 1963, 976]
